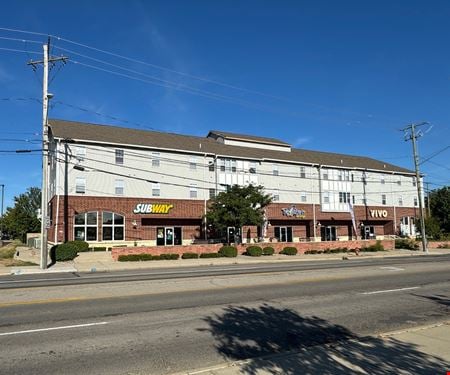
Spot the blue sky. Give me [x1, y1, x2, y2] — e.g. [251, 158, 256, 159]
[0, 0, 449, 208]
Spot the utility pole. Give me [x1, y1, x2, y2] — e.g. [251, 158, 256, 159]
[0, 184, 4, 238]
[28, 37, 68, 269]
[402, 122, 428, 253]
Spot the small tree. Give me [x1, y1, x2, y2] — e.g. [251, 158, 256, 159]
[205, 185, 272, 243]
[1, 187, 41, 242]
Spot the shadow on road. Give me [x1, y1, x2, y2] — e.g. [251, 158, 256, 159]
[201, 303, 447, 374]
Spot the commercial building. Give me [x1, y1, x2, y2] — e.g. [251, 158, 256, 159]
[47, 119, 421, 246]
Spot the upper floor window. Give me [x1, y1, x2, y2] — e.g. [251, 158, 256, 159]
[273, 164, 279, 176]
[322, 170, 329, 180]
[152, 152, 160, 167]
[412, 177, 417, 187]
[190, 184, 198, 199]
[381, 175, 385, 184]
[338, 171, 343, 181]
[382, 194, 386, 205]
[209, 188, 216, 200]
[339, 192, 350, 203]
[219, 159, 225, 172]
[152, 183, 160, 197]
[300, 166, 306, 178]
[249, 161, 257, 174]
[115, 149, 124, 165]
[272, 189, 280, 201]
[231, 160, 237, 172]
[115, 179, 124, 195]
[75, 177, 86, 194]
[208, 161, 215, 172]
[397, 178, 402, 186]
[398, 196, 403, 206]
[75, 146, 86, 161]
[190, 156, 197, 170]
[301, 191, 307, 202]
[323, 191, 330, 204]
[414, 197, 418, 206]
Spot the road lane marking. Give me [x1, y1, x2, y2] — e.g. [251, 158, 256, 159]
[0, 297, 87, 308]
[0, 321, 109, 336]
[360, 286, 420, 295]
[379, 266, 404, 271]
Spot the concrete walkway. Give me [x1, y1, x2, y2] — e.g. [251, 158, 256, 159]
[173, 322, 450, 375]
[2, 246, 450, 275]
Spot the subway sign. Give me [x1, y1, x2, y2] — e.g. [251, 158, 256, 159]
[133, 203, 174, 214]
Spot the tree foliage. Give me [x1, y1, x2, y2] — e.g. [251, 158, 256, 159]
[428, 186, 450, 235]
[1, 187, 41, 242]
[205, 185, 272, 239]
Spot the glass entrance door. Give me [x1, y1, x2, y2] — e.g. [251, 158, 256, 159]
[165, 227, 174, 246]
[321, 226, 337, 241]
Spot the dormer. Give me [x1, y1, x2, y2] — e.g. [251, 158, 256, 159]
[207, 130, 291, 152]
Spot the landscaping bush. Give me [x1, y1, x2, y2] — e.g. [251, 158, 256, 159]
[246, 246, 263, 257]
[280, 246, 297, 255]
[118, 253, 179, 261]
[199, 252, 222, 258]
[55, 242, 79, 261]
[92, 247, 107, 252]
[182, 252, 199, 259]
[219, 246, 238, 257]
[70, 240, 90, 252]
[158, 253, 180, 260]
[262, 246, 275, 256]
[362, 241, 385, 252]
[395, 238, 419, 250]
[304, 249, 320, 254]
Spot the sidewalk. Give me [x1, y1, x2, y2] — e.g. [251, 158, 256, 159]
[174, 322, 450, 375]
[2, 247, 450, 276]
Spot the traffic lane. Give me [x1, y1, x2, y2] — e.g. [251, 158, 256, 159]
[0, 281, 448, 375]
[1, 254, 449, 289]
[0, 263, 448, 328]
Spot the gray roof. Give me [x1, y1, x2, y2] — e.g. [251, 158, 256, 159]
[207, 130, 290, 147]
[49, 119, 414, 174]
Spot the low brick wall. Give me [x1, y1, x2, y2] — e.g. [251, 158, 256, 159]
[427, 241, 450, 249]
[111, 239, 394, 260]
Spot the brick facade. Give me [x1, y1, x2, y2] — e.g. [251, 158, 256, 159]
[48, 195, 419, 245]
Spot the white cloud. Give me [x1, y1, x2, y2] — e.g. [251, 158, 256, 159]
[293, 137, 312, 147]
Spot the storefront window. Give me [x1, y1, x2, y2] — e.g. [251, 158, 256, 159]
[156, 227, 182, 246]
[274, 226, 293, 242]
[74, 211, 97, 241]
[102, 212, 125, 241]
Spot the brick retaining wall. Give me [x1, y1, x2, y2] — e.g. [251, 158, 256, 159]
[111, 239, 394, 260]
[426, 241, 450, 249]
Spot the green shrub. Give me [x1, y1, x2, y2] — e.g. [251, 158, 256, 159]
[246, 246, 263, 257]
[395, 238, 419, 250]
[118, 253, 179, 261]
[70, 240, 89, 252]
[262, 246, 275, 256]
[280, 246, 297, 255]
[158, 253, 180, 260]
[92, 247, 107, 252]
[182, 252, 199, 259]
[305, 249, 319, 254]
[200, 252, 222, 258]
[55, 242, 79, 261]
[362, 241, 385, 252]
[219, 246, 238, 257]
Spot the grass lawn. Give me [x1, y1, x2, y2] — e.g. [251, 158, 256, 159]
[0, 241, 37, 267]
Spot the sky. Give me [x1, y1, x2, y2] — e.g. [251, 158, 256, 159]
[0, 0, 449, 209]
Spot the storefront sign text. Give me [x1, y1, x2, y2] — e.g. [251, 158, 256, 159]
[281, 205, 306, 218]
[133, 203, 174, 214]
[370, 209, 388, 218]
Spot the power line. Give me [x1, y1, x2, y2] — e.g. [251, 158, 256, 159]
[0, 47, 40, 54]
[420, 145, 450, 165]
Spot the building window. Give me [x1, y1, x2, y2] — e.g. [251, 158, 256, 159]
[219, 159, 225, 172]
[115, 149, 124, 165]
[301, 191, 307, 202]
[75, 177, 86, 194]
[102, 212, 124, 241]
[351, 173, 354, 182]
[231, 160, 237, 172]
[397, 178, 401, 186]
[115, 179, 124, 196]
[190, 184, 198, 198]
[190, 157, 197, 170]
[382, 194, 386, 205]
[249, 161, 257, 174]
[398, 196, 403, 206]
[339, 192, 350, 203]
[344, 171, 350, 181]
[209, 188, 216, 199]
[352, 195, 355, 204]
[208, 161, 215, 172]
[300, 166, 306, 178]
[323, 170, 328, 180]
[156, 227, 182, 246]
[225, 159, 231, 172]
[152, 152, 160, 167]
[338, 171, 343, 181]
[272, 190, 279, 201]
[414, 197, 418, 206]
[412, 177, 417, 187]
[75, 146, 86, 161]
[323, 192, 330, 204]
[152, 183, 160, 197]
[74, 211, 97, 241]
[274, 226, 293, 242]
[381, 175, 385, 184]
[273, 164, 279, 176]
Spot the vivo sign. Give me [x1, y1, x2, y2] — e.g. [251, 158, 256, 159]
[133, 203, 173, 214]
[370, 209, 388, 218]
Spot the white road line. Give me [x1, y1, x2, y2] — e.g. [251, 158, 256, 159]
[379, 266, 405, 271]
[360, 286, 420, 295]
[0, 321, 109, 337]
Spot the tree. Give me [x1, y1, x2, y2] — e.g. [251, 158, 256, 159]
[0, 187, 41, 242]
[428, 186, 450, 234]
[205, 185, 272, 243]
[416, 216, 442, 240]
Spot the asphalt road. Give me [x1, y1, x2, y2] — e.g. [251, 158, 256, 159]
[0, 256, 449, 375]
